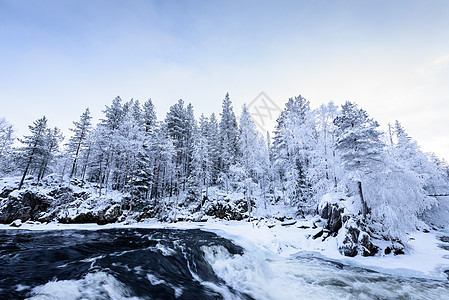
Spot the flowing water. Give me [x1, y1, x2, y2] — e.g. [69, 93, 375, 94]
[0, 228, 448, 300]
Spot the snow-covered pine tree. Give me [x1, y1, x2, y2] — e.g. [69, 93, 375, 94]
[207, 113, 220, 184]
[272, 95, 313, 209]
[219, 93, 238, 173]
[185, 103, 196, 177]
[166, 99, 191, 194]
[68, 108, 92, 178]
[188, 114, 211, 203]
[87, 96, 125, 193]
[133, 100, 158, 200]
[237, 104, 262, 216]
[0, 118, 14, 175]
[152, 124, 176, 201]
[271, 104, 289, 192]
[157, 125, 177, 216]
[142, 98, 157, 133]
[18, 116, 48, 189]
[333, 101, 384, 217]
[136, 122, 165, 201]
[392, 121, 449, 196]
[116, 107, 146, 197]
[307, 102, 340, 203]
[131, 100, 143, 126]
[102, 96, 124, 131]
[37, 127, 64, 181]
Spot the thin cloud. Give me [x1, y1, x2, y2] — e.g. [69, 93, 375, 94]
[431, 54, 449, 67]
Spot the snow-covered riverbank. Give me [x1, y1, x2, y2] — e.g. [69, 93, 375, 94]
[2, 218, 449, 281]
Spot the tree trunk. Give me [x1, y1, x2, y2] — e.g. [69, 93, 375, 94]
[19, 147, 37, 190]
[81, 147, 90, 182]
[70, 142, 81, 178]
[357, 181, 368, 217]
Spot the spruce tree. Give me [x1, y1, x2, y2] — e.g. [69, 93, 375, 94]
[272, 95, 313, 207]
[207, 113, 220, 183]
[37, 126, 63, 181]
[143, 98, 157, 133]
[334, 101, 384, 216]
[0, 118, 14, 175]
[18, 116, 48, 189]
[218, 93, 238, 172]
[238, 104, 259, 215]
[68, 108, 92, 178]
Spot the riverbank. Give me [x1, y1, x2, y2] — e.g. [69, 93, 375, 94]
[2, 218, 448, 281]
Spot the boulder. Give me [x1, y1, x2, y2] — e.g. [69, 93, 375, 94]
[204, 201, 244, 220]
[320, 202, 344, 235]
[9, 219, 22, 227]
[359, 232, 378, 256]
[338, 225, 360, 257]
[337, 220, 378, 257]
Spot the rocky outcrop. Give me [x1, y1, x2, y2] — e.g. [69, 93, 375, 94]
[319, 198, 379, 257]
[0, 180, 124, 225]
[203, 198, 254, 221]
[57, 204, 122, 225]
[0, 191, 52, 223]
[204, 201, 244, 220]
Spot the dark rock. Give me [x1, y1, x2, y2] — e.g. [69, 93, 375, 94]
[0, 191, 51, 223]
[384, 243, 404, 256]
[102, 205, 121, 223]
[320, 203, 344, 234]
[0, 188, 14, 198]
[312, 229, 324, 240]
[204, 201, 244, 221]
[281, 220, 297, 226]
[60, 204, 122, 225]
[338, 226, 360, 257]
[9, 219, 22, 227]
[360, 233, 378, 256]
[394, 248, 405, 255]
[0, 179, 124, 225]
[439, 244, 449, 251]
[48, 187, 72, 198]
[70, 178, 85, 188]
[440, 236, 449, 243]
[320, 203, 329, 219]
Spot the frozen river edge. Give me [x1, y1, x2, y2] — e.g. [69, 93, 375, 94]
[2, 218, 449, 282]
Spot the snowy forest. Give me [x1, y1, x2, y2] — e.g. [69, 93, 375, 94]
[1, 93, 449, 256]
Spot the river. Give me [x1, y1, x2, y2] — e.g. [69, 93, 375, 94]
[0, 228, 448, 299]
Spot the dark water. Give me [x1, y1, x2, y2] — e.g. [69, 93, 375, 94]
[0, 228, 250, 300]
[1, 228, 449, 300]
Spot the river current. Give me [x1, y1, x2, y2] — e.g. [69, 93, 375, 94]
[0, 228, 448, 300]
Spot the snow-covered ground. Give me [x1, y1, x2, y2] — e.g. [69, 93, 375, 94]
[2, 218, 449, 281]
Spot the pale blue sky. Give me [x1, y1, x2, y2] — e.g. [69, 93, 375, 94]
[1, 0, 448, 159]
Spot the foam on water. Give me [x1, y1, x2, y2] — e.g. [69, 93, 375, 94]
[202, 244, 449, 300]
[28, 271, 139, 300]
